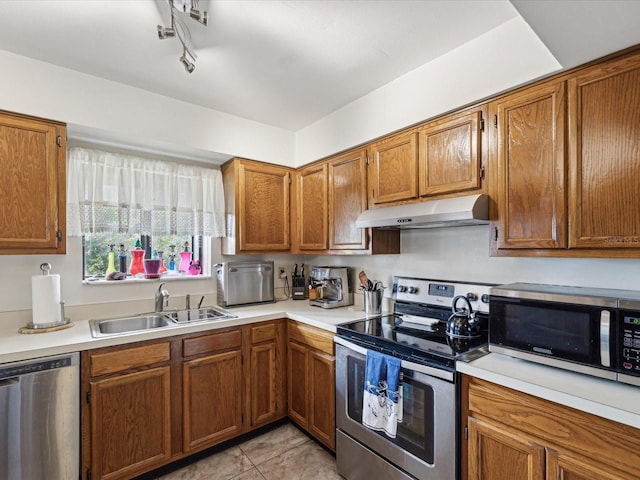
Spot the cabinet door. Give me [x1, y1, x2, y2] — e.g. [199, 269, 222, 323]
[90, 367, 171, 480]
[492, 80, 567, 250]
[287, 341, 309, 427]
[249, 340, 281, 428]
[568, 53, 640, 248]
[296, 163, 328, 250]
[468, 417, 544, 480]
[183, 349, 243, 452]
[328, 149, 368, 250]
[238, 161, 291, 251]
[369, 130, 419, 205]
[0, 112, 66, 254]
[308, 349, 336, 451]
[418, 106, 485, 197]
[546, 449, 637, 480]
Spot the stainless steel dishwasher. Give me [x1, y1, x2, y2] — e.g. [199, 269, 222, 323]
[0, 352, 79, 480]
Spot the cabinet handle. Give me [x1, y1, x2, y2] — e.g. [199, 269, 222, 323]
[480, 166, 485, 180]
[494, 115, 498, 128]
[494, 227, 498, 241]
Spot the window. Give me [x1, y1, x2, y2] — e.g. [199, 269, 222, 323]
[67, 146, 225, 281]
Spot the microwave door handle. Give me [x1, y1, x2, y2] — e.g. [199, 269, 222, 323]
[600, 310, 611, 368]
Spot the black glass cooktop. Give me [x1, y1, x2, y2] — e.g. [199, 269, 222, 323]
[336, 314, 488, 371]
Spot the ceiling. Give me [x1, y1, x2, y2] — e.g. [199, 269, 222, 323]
[0, 1, 638, 132]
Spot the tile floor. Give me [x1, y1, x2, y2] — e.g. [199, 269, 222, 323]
[156, 423, 343, 480]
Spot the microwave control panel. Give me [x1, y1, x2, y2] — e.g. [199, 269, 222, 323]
[620, 314, 640, 375]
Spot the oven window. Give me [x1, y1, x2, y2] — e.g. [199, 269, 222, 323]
[346, 356, 435, 464]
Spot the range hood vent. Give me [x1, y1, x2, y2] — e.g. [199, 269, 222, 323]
[355, 193, 489, 229]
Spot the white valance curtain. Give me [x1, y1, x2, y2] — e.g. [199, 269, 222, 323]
[66, 147, 226, 237]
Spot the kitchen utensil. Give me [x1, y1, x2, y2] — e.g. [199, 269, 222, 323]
[358, 271, 369, 289]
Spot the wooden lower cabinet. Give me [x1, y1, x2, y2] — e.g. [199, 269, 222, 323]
[82, 320, 287, 480]
[287, 321, 336, 450]
[463, 375, 640, 480]
[82, 342, 172, 480]
[246, 320, 287, 428]
[182, 349, 243, 452]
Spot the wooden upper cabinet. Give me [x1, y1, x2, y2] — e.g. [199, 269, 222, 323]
[296, 163, 328, 250]
[368, 129, 419, 205]
[222, 158, 291, 254]
[0, 111, 66, 254]
[491, 80, 567, 251]
[418, 106, 486, 197]
[568, 53, 640, 249]
[328, 148, 368, 250]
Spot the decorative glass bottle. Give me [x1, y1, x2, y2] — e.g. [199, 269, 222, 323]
[129, 239, 145, 277]
[157, 250, 167, 274]
[105, 244, 117, 276]
[179, 241, 191, 273]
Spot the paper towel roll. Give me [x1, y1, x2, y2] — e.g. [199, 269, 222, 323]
[31, 274, 62, 326]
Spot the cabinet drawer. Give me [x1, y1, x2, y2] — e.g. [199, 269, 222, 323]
[288, 321, 334, 355]
[250, 322, 276, 344]
[183, 328, 242, 357]
[90, 342, 171, 377]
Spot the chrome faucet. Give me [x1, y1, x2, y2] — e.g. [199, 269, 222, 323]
[155, 282, 169, 312]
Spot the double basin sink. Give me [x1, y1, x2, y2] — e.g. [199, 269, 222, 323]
[89, 307, 237, 338]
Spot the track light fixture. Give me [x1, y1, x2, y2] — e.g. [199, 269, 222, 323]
[157, 0, 208, 73]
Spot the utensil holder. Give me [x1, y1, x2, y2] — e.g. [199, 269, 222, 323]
[363, 289, 383, 315]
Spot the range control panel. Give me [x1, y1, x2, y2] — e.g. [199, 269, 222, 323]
[620, 313, 640, 376]
[392, 276, 493, 314]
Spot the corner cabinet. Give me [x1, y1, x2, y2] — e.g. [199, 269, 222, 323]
[292, 148, 399, 255]
[287, 321, 336, 451]
[0, 110, 66, 254]
[222, 157, 292, 254]
[463, 376, 640, 480]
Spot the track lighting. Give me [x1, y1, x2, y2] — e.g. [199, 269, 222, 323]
[156, 0, 208, 73]
[157, 25, 175, 39]
[180, 50, 196, 73]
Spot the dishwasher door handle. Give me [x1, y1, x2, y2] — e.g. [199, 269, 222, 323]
[0, 377, 19, 388]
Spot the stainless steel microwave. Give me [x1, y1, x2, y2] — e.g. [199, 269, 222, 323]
[489, 283, 631, 382]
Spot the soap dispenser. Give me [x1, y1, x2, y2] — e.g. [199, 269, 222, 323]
[105, 244, 117, 276]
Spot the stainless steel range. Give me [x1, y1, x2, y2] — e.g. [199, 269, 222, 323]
[335, 276, 493, 480]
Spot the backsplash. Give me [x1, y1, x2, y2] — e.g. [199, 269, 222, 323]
[1, 227, 640, 324]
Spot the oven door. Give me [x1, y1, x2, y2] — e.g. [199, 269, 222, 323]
[335, 338, 456, 480]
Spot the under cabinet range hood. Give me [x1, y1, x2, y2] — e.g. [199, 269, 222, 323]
[355, 193, 489, 229]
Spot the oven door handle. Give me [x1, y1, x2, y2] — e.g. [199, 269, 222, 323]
[334, 336, 454, 382]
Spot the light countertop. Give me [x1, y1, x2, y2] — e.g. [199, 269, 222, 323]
[457, 352, 640, 429]
[0, 300, 370, 364]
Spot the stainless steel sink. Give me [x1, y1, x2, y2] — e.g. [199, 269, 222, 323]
[89, 306, 237, 337]
[89, 315, 173, 337]
[165, 307, 237, 324]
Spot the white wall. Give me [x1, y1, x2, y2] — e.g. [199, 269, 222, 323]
[0, 50, 295, 167]
[294, 16, 561, 165]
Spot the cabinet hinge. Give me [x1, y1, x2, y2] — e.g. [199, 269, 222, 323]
[480, 118, 485, 132]
[56, 135, 62, 147]
[57, 229, 63, 241]
[365, 154, 370, 165]
[494, 227, 499, 241]
[86, 468, 92, 480]
[86, 391, 91, 404]
[493, 114, 498, 128]
[465, 426, 469, 440]
[287, 173, 292, 184]
[479, 165, 485, 181]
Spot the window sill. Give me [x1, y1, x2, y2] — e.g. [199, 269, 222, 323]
[83, 274, 212, 286]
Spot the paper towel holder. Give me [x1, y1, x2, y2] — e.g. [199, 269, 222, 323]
[26, 263, 71, 330]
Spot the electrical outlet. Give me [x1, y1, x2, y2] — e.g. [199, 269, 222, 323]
[279, 267, 287, 279]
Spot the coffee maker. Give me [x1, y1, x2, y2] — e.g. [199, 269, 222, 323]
[309, 267, 354, 309]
